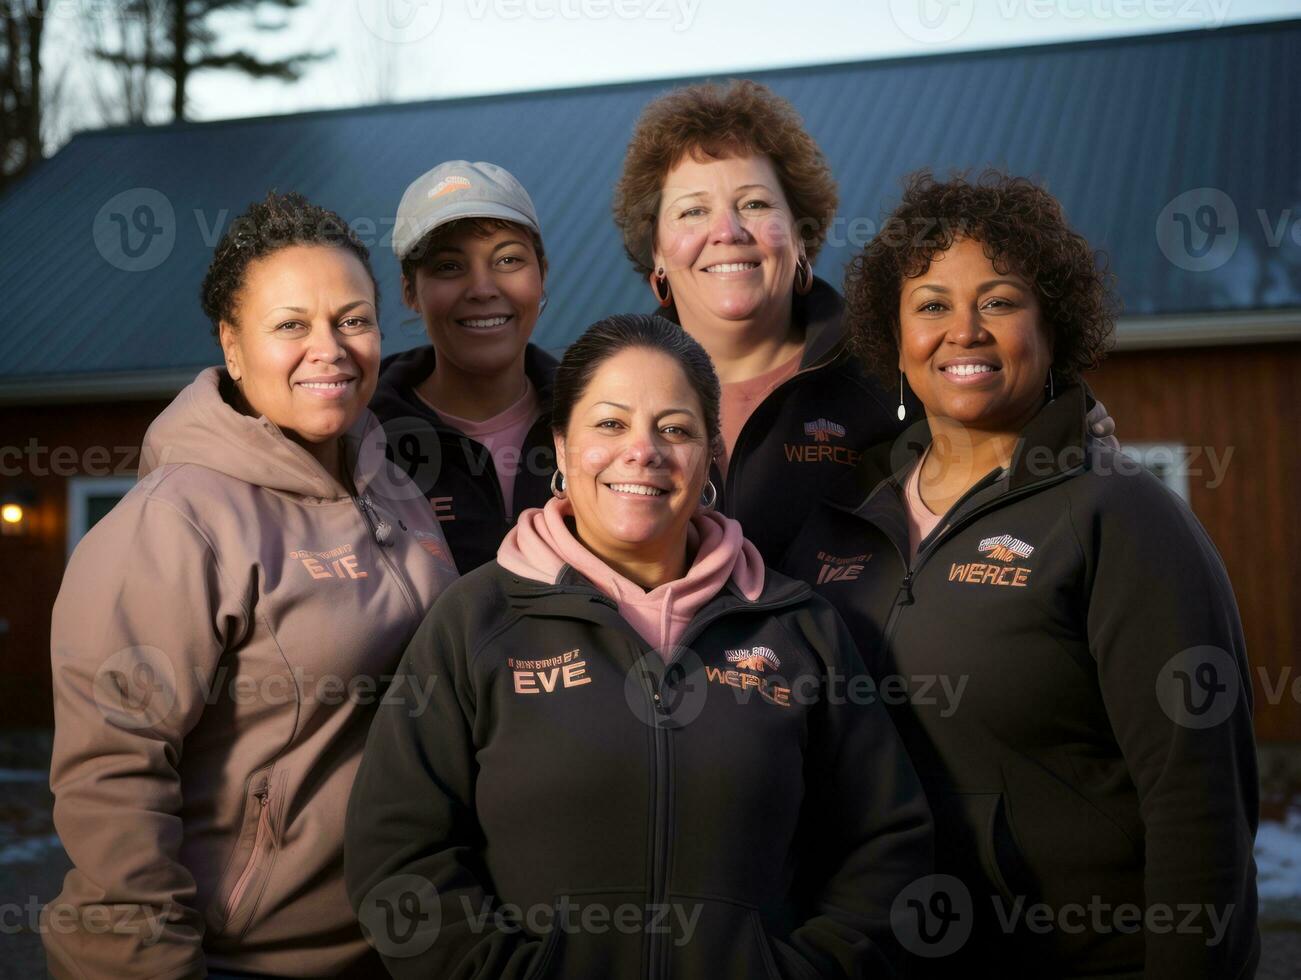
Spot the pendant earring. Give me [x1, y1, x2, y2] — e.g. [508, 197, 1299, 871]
[897, 372, 907, 421]
[649, 267, 672, 308]
[794, 255, 814, 295]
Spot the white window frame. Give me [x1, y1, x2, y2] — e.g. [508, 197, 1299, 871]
[1118, 442, 1190, 502]
[67, 476, 137, 559]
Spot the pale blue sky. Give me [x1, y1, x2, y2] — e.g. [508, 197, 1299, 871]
[48, 0, 1301, 129]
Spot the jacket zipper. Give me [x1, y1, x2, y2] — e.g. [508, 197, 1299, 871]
[877, 469, 1082, 652]
[224, 788, 271, 922]
[354, 493, 421, 619]
[601, 591, 808, 980]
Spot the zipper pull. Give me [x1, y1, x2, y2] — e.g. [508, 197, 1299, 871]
[899, 571, 915, 606]
[359, 494, 393, 546]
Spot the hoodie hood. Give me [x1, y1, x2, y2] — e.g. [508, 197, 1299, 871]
[139, 366, 387, 500]
[498, 496, 764, 657]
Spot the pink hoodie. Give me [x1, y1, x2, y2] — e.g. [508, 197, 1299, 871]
[498, 497, 765, 657]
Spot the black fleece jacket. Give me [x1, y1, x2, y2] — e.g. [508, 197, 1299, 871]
[345, 561, 934, 979]
[368, 343, 558, 572]
[781, 384, 1260, 979]
[661, 277, 915, 566]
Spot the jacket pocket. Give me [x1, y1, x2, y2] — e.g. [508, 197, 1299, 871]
[932, 791, 1030, 906]
[666, 894, 787, 980]
[206, 765, 277, 943]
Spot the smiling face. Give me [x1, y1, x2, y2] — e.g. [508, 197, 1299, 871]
[219, 244, 380, 454]
[653, 151, 801, 332]
[898, 237, 1053, 432]
[402, 222, 543, 379]
[555, 347, 712, 566]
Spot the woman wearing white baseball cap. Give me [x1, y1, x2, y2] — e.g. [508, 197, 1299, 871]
[370, 160, 559, 572]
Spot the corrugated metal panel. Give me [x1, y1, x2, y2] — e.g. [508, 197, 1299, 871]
[1, 19, 1297, 382]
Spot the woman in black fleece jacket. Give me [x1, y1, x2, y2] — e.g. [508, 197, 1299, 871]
[345, 315, 933, 979]
[783, 171, 1259, 979]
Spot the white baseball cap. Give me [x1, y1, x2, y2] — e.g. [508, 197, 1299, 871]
[392, 160, 542, 261]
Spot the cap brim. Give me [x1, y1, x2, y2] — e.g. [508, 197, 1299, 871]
[394, 203, 541, 259]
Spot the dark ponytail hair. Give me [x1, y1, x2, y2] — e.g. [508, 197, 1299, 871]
[551, 314, 722, 460]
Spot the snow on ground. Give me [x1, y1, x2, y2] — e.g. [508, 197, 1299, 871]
[1258, 806, 1301, 910]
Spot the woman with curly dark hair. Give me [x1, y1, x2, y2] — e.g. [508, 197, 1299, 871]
[783, 171, 1260, 978]
[43, 192, 457, 979]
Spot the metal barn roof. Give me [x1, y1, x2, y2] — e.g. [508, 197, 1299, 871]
[1, 18, 1298, 399]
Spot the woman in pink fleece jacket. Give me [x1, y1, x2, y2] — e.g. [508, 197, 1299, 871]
[345, 314, 933, 979]
[44, 193, 457, 980]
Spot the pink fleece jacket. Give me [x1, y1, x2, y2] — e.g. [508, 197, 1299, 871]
[498, 497, 765, 659]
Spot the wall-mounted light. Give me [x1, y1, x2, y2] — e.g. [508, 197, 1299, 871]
[1, 489, 35, 536]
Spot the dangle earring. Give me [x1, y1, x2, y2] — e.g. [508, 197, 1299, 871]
[897, 372, 907, 421]
[1045, 370, 1055, 401]
[650, 267, 672, 308]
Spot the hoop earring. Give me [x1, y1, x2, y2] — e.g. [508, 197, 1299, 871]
[1045, 370, 1055, 401]
[550, 470, 566, 499]
[897, 372, 907, 422]
[794, 255, 814, 296]
[700, 479, 718, 510]
[649, 267, 672, 308]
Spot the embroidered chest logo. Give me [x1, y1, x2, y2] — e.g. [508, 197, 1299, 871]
[815, 550, 871, 585]
[948, 534, 1036, 588]
[785, 418, 860, 467]
[290, 545, 368, 580]
[509, 648, 593, 695]
[725, 646, 781, 673]
[706, 647, 792, 707]
[803, 418, 846, 443]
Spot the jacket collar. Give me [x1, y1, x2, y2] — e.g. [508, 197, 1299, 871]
[829, 381, 1093, 517]
[656, 275, 848, 374]
[372, 342, 559, 432]
[499, 561, 810, 625]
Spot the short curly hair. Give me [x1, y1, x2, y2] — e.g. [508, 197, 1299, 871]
[612, 80, 838, 276]
[200, 191, 379, 339]
[844, 169, 1117, 385]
